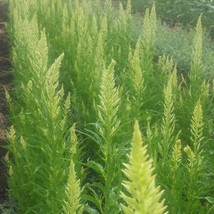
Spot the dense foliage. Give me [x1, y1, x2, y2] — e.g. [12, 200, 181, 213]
[2, 0, 214, 213]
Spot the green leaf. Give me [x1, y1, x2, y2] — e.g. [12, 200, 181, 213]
[81, 194, 102, 212]
[205, 197, 214, 204]
[86, 161, 106, 179]
[83, 204, 100, 214]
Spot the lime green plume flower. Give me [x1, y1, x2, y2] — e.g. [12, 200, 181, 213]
[120, 121, 167, 214]
[63, 160, 83, 214]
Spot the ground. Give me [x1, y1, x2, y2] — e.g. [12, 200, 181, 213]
[0, 0, 11, 203]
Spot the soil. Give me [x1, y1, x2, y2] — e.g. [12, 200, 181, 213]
[0, 0, 11, 203]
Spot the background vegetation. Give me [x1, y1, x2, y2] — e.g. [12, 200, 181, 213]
[122, 0, 214, 39]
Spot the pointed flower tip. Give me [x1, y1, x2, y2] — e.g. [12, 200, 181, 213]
[111, 59, 116, 66]
[134, 120, 139, 129]
[134, 120, 141, 137]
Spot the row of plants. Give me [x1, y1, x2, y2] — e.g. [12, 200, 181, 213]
[3, 0, 214, 213]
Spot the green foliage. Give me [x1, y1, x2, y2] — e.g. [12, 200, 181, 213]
[5, 0, 214, 213]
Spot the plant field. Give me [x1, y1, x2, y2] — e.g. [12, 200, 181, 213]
[2, 0, 214, 213]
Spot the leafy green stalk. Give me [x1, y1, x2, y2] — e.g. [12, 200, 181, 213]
[97, 60, 121, 213]
[184, 100, 204, 213]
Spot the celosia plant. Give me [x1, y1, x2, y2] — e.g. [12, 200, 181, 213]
[120, 121, 167, 214]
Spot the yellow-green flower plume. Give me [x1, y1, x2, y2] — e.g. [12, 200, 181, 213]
[120, 121, 167, 214]
[63, 159, 83, 214]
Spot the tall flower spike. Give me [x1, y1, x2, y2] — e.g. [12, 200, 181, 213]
[192, 15, 202, 71]
[120, 121, 167, 214]
[183, 101, 204, 214]
[97, 59, 121, 212]
[171, 139, 182, 171]
[63, 160, 83, 214]
[142, 2, 157, 49]
[98, 59, 120, 139]
[160, 74, 176, 157]
[190, 99, 204, 155]
[132, 39, 144, 94]
[190, 15, 203, 83]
